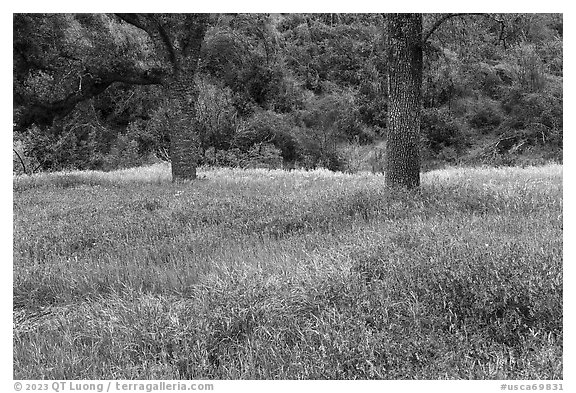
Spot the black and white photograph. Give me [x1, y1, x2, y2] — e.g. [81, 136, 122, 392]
[12, 11, 564, 385]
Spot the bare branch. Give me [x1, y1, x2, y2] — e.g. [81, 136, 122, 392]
[491, 15, 507, 48]
[423, 13, 507, 46]
[423, 13, 485, 43]
[13, 148, 28, 175]
[423, 13, 456, 43]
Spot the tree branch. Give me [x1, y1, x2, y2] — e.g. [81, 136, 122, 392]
[149, 15, 177, 70]
[423, 13, 507, 46]
[423, 13, 484, 43]
[491, 15, 507, 48]
[115, 13, 156, 38]
[116, 13, 179, 73]
[13, 148, 28, 175]
[15, 69, 164, 130]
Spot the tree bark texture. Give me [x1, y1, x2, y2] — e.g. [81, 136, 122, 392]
[167, 72, 200, 181]
[166, 15, 208, 182]
[385, 14, 423, 189]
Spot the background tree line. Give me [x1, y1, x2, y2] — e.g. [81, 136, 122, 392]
[13, 13, 563, 179]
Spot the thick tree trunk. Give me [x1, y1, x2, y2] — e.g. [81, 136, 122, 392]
[167, 72, 200, 181]
[385, 14, 423, 189]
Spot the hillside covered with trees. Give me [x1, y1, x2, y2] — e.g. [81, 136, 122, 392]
[13, 13, 563, 176]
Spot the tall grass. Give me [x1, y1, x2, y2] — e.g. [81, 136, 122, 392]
[13, 163, 562, 379]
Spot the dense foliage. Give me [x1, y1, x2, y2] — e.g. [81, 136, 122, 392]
[13, 13, 563, 174]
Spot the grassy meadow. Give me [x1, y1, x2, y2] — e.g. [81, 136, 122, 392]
[13, 163, 562, 379]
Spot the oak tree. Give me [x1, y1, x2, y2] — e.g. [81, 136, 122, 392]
[111, 14, 210, 180]
[384, 13, 508, 189]
[385, 13, 423, 189]
[14, 13, 210, 181]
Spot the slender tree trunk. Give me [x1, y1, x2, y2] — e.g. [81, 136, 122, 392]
[167, 71, 200, 181]
[385, 13, 423, 189]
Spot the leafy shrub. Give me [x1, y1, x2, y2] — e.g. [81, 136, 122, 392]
[237, 111, 278, 147]
[463, 62, 509, 99]
[421, 108, 468, 153]
[500, 85, 562, 146]
[235, 111, 300, 164]
[298, 89, 368, 143]
[195, 77, 239, 151]
[242, 143, 284, 169]
[20, 120, 102, 172]
[468, 98, 504, 130]
[204, 147, 241, 167]
[338, 142, 386, 174]
[102, 133, 145, 170]
[316, 149, 347, 172]
[290, 127, 347, 171]
[203, 144, 283, 169]
[511, 43, 548, 93]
